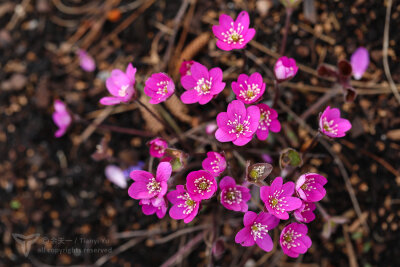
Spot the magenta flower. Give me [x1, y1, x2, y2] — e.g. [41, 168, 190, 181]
[235, 211, 280, 252]
[105, 165, 127, 189]
[215, 100, 260, 146]
[351, 47, 369, 80]
[139, 197, 168, 219]
[280, 223, 312, 258]
[274, 56, 298, 82]
[202, 152, 226, 177]
[167, 185, 200, 223]
[231, 73, 265, 104]
[260, 177, 302, 220]
[295, 173, 327, 202]
[219, 176, 251, 212]
[52, 100, 72, 138]
[149, 138, 168, 158]
[144, 73, 175, 104]
[319, 106, 352, 138]
[100, 63, 136, 105]
[180, 62, 225, 105]
[205, 122, 218, 135]
[255, 104, 281, 140]
[78, 49, 96, 72]
[128, 162, 172, 207]
[186, 170, 217, 201]
[179, 60, 195, 77]
[294, 201, 316, 223]
[212, 11, 256, 51]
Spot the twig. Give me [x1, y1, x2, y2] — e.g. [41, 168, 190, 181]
[153, 224, 210, 245]
[113, 228, 166, 239]
[382, 0, 400, 105]
[342, 225, 359, 267]
[300, 87, 341, 120]
[280, 8, 293, 56]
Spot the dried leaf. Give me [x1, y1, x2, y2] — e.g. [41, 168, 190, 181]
[164, 94, 193, 124]
[138, 95, 164, 133]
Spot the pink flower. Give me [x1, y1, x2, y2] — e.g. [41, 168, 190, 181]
[179, 60, 195, 77]
[280, 223, 312, 258]
[205, 122, 218, 135]
[255, 104, 281, 140]
[274, 56, 298, 82]
[100, 63, 136, 105]
[78, 49, 96, 72]
[167, 185, 200, 223]
[231, 73, 265, 104]
[52, 100, 72, 138]
[215, 100, 260, 146]
[219, 176, 251, 212]
[351, 47, 369, 80]
[180, 62, 225, 105]
[202, 152, 226, 177]
[295, 173, 327, 202]
[260, 177, 302, 220]
[149, 138, 168, 158]
[139, 197, 168, 219]
[186, 170, 217, 201]
[212, 11, 256, 51]
[235, 211, 280, 252]
[319, 106, 352, 138]
[128, 162, 172, 207]
[294, 201, 316, 223]
[105, 165, 127, 189]
[144, 73, 175, 104]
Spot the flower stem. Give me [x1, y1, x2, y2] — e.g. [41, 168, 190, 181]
[279, 8, 293, 56]
[301, 131, 321, 156]
[272, 79, 280, 108]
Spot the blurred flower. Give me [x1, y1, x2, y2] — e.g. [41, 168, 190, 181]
[180, 62, 225, 105]
[235, 211, 279, 252]
[232, 72, 265, 104]
[212, 238, 226, 259]
[202, 152, 226, 177]
[179, 60, 195, 77]
[122, 161, 145, 177]
[167, 185, 200, 223]
[78, 50, 96, 72]
[319, 106, 352, 138]
[205, 122, 218, 135]
[186, 170, 217, 201]
[128, 162, 172, 207]
[219, 176, 251, 212]
[212, 11, 256, 51]
[139, 197, 168, 219]
[100, 63, 136, 105]
[260, 177, 302, 220]
[351, 47, 369, 80]
[148, 138, 168, 158]
[52, 100, 72, 138]
[105, 165, 127, 189]
[215, 100, 260, 146]
[255, 104, 281, 140]
[295, 173, 327, 202]
[294, 201, 316, 223]
[274, 56, 298, 82]
[144, 72, 175, 104]
[280, 223, 312, 258]
[261, 153, 273, 164]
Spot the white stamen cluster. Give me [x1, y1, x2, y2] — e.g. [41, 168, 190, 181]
[210, 156, 221, 173]
[118, 84, 129, 97]
[221, 22, 244, 45]
[223, 187, 242, 205]
[147, 177, 161, 194]
[268, 189, 288, 214]
[258, 109, 272, 131]
[194, 77, 213, 95]
[156, 80, 169, 96]
[281, 229, 302, 249]
[251, 222, 269, 240]
[322, 117, 339, 135]
[227, 114, 251, 138]
[193, 176, 213, 194]
[301, 177, 317, 197]
[177, 193, 196, 215]
[238, 81, 260, 102]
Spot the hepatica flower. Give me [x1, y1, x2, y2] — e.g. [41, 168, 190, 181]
[319, 106, 352, 138]
[256, 104, 281, 140]
[180, 62, 225, 105]
[212, 11, 256, 51]
[351, 47, 369, 80]
[215, 100, 260, 146]
[280, 223, 312, 258]
[144, 72, 175, 104]
[202, 152, 226, 177]
[167, 185, 200, 223]
[149, 138, 168, 158]
[186, 170, 217, 201]
[100, 63, 136, 105]
[78, 49, 96, 72]
[235, 211, 280, 252]
[52, 100, 72, 138]
[232, 73, 265, 104]
[128, 162, 172, 207]
[219, 176, 251, 212]
[105, 165, 127, 189]
[260, 177, 302, 220]
[294, 201, 316, 223]
[295, 173, 327, 202]
[179, 60, 195, 77]
[139, 197, 167, 219]
[274, 56, 298, 82]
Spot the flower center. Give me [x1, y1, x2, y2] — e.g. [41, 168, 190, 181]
[235, 124, 244, 133]
[221, 22, 245, 45]
[195, 77, 213, 95]
[147, 178, 161, 194]
[201, 84, 210, 92]
[322, 117, 338, 135]
[227, 114, 251, 138]
[194, 176, 213, 194]
[259, 110, 272, 130]
[301, 183, 308, 190]
[223, 187, 242, 205]
[231, 32, 239, 42]
[177, 193, 197, 215]
[250, 222, 268, 240]
[246, 90, 254, 98]
[270, 197, 279, 207]
[249, 166, 265, 181]
[284, 233, 293, 243]
[185, 199, 195, 206]
[118, 85, 129, 97]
